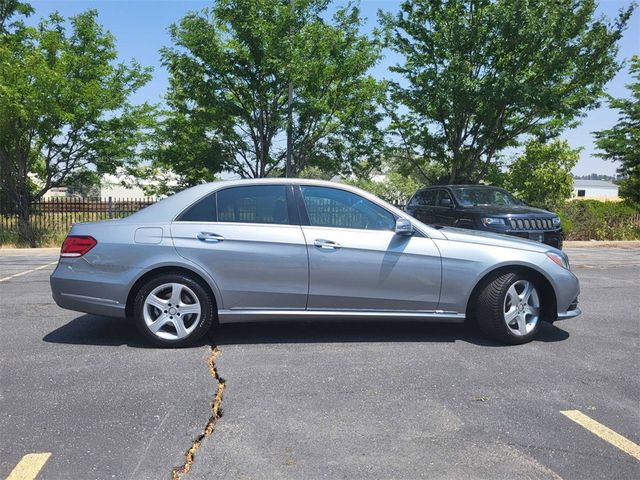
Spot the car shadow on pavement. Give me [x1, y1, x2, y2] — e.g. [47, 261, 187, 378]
[42, 314, 210, 348]
[212, 320, 570, 347]
[43, 314, 569, 348]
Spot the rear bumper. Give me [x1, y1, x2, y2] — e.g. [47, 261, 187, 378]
[50, 259, 138, 319]
[51, 289, 127, 318]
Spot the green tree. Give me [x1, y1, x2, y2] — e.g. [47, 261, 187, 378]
[0, 3, 154, 243]
[0, 0, 33, 32]
[594, 55, 640, 204]
[346, 171, 421, 205]
[381, 0, 634, 185]
[506, 139, 580, 209]
[64, 170, 102, 199]
[156, 0, 384, 187]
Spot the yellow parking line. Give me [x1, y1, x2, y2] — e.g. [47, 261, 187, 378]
[0, 262, 57, 283]
[561, 410, 640, 460]
[5, 453, 51, 480]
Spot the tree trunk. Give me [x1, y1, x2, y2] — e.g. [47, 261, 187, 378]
[16, 193, 35, 247]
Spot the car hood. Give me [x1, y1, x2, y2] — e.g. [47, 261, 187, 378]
[460, 204, 554, 216]
[438, 226, 555, 254]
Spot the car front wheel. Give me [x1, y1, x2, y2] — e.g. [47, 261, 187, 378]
[475, 272, 542, 344]
[133, 273, 215, 347]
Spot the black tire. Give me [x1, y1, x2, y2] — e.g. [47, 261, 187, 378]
[474, 272, 541, 345]
[133, 273, 215, 348]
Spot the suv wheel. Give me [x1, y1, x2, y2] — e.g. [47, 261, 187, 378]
[133, 273, 215, 347]
[475, 272, 541, 344]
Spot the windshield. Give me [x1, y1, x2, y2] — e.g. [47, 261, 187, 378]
[452, 187, 522, 207]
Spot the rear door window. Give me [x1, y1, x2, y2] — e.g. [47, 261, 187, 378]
[422, 190, 438, 206]
[217, 185, 290, 225]
[410, 190, 437, 206]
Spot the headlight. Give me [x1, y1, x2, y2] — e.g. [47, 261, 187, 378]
[481, 217, 506, 226]
[547, 251, 570, 270]
[552, 216, 561, 227]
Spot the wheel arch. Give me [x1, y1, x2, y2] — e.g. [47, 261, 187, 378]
[465, 265, 557, 323]
[125, 265, 221, 320]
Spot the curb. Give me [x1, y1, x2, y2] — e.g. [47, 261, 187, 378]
[564, 240, 640, 249]
[0, 247, 60, 255]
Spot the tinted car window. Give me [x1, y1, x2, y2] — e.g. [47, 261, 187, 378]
[409, 191, 422, 206]
[178, 192, 217, 222]
[452, 187, 521, 206]
[410, 190, 437, 206]
[437, 190, 454, 206]
[423, 190, 438, 206]
[217, 185, 290, 225]
[301, 186, 395, 231]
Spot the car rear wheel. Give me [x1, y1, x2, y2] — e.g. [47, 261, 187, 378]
[475, 272, 542, 344]
[133, 273, 215, 347]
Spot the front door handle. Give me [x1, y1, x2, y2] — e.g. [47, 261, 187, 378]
[197, 232, 225, 243]
[314, 239, 341, 250]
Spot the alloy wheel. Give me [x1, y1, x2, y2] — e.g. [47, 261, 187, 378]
[503, 279, 540, 336]
[143, 283, 202, 340]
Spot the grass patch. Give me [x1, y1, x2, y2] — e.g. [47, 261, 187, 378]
[0, 226, 68, 248]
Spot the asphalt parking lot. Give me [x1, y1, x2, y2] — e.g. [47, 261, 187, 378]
[1, 247, 638, 480]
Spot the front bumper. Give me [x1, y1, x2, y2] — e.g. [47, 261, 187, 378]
[502, 229, 563, 249]
[557, 306, 582, 320]
[556, 296, 581, 321]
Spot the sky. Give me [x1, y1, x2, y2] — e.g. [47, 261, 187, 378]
[28, 0, 640, 176]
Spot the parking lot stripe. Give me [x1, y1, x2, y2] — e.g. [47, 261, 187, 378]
[0, 262, 57, 283]
[5, 453, 51, 480]
[561, 410, 640, 461]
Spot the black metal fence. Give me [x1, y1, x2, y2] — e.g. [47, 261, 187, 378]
[0, 197, 157, 232]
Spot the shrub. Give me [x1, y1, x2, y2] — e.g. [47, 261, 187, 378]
[557, 200, 640, 240]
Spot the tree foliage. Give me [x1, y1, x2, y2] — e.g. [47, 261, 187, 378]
[506, 139, 580, 209]
[155, 0, 385, 188]
[594, 55, 640, 204]
[381, 0, 634, 185]
[345, 171, 421, 205]
[0, 2, 154, 237]
[0, 0, 33, 32]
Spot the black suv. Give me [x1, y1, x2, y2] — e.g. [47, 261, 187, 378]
[405, 185, 563, 249]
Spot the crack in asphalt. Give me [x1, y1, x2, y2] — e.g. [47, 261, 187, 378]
[171, 345, 226, 479]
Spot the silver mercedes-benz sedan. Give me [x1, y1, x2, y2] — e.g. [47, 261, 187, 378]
[50, 179, 581, 347]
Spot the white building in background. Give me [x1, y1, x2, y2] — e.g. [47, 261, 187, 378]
[39, 168, 181, 200]
[572, 180, 619, 201]
[42, 187, 68, 199]
[99, 173, 147, 199]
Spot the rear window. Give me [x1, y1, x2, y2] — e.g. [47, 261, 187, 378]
[217, 185, 290, 225]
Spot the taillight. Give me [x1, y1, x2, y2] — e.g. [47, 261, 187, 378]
[61, 235, 97, 258]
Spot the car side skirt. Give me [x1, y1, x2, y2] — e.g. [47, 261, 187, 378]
[217, 309, 466, 324]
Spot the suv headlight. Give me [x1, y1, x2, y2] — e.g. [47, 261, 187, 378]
[547, 251, 570, 270]
[481, 217, 506, 226]
[552, 216, 561, 227]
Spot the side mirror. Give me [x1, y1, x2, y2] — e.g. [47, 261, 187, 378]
[439, 197, 453, 207]
[395, 218, 414, 236]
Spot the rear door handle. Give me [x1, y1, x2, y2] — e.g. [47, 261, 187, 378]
[197, 232, 225, 243]
[314, 239, 341, 250]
